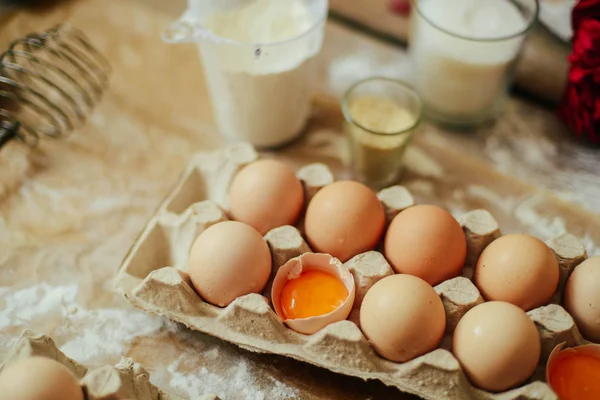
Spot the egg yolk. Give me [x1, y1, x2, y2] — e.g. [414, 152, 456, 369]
[280, 270, 348, 320]
[548, 354, 600, 400]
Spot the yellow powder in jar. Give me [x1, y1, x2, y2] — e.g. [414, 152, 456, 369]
[346, 96, 417, 188]
[349, 96, 415, 134]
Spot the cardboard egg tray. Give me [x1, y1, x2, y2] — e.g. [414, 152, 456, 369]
[0, 330, 215, 400]
[115, 143, 594, 400]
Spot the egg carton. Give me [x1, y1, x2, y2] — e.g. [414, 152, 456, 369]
[0, 330, 217, 400]
[115, 143, 593, 400]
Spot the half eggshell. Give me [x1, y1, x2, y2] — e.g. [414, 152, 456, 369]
[272, 253, 356, 335]
[546, 342, 600, 383]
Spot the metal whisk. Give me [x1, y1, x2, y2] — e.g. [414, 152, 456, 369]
[0, 23, 111, 149]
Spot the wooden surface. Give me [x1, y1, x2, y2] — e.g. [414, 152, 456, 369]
[329, 0, 571, 103]
[0, 0, 599, 399]
[330, 0, 409, 39]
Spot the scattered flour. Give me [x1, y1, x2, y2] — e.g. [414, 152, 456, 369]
[404, 147, 445, 179]
[0, 283, 163, 364]
[0, 283, 78, 331]
[59, 307, 164, 363]
[483, 113, 600, 215]
[513, 195, 568, 239]
[466, 185, 518, 215]
[166, 354, 300, 400]
[467, 185, 567, 239]
[465, 185, 598, 254]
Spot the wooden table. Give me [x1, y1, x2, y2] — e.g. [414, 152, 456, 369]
[0, 0, 598, 399]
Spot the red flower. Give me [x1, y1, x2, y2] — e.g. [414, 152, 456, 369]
[572, 0, 600, 32]
[558, 1, 600, 144]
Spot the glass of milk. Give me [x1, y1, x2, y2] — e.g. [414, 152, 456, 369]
[163, 0, 328, 148]
[409, 0, 539, 127]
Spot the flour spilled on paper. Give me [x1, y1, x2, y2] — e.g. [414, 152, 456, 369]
[404, 147, 445, 179]
[59, 307, 164, 363]
[0, 283, 164, 364]
[465, 184, 599, 256]
[166, 357, 300, 400]
[0, 280, 301, 399]
[483, 112, 600, 215]
[146, 328, 301, 400]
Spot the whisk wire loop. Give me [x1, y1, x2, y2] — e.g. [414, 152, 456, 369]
[0, 23, 111, 149]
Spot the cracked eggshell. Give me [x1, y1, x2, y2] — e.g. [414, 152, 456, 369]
[271, 253, 356, 335]
[546, 342, 600, 399]
[546, 342, 600, 380]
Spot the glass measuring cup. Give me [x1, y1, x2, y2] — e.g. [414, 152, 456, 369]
[163, 0, 329, 148]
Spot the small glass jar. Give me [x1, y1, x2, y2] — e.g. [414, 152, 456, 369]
[342, 78, 423, 190]
[409, 0, 539, 127]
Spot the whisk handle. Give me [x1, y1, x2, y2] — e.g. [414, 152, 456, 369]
[0, 120, 19, 149]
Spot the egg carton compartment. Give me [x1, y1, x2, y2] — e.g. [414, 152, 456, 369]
[0, 330, 216, 400]
[115, 143, 593, 400]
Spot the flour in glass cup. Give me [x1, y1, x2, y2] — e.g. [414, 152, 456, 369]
[197, 0, 326, 148]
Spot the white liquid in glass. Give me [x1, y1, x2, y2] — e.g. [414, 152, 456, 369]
[410, 0, 528, 121]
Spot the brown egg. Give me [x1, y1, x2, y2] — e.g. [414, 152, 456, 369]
[229, 159, 304, 235]
[564, 255, 600, 342]
[0, 356, 84, 400]
[453, 301, 541, 392]
[384, 205, 466, 286]
[188, 221, 272, 307]
[474, 234, 559, 311]
[304, 181, 385, 262]
[360, 274, 446, 362]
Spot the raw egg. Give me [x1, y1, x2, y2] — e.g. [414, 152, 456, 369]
[384, 205, 467, 286]
[304, 181, 385, 262]
[452, 301, 541, 392]
[547, 343, 600, 400]
[272, 253, 355, 334]
[360, 274, 446, 362]
[564, 255, 600, 342]
[474, 234, 559, 311]
[0, 356, 84, 400]
[280, 270, 348, 320]
[229, 159, 304, 235]
[188, 221, 272, 307]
